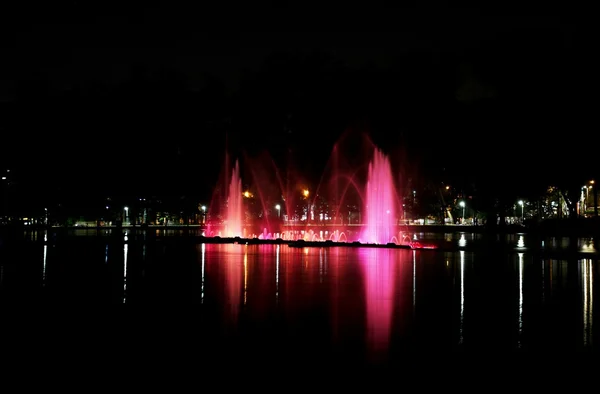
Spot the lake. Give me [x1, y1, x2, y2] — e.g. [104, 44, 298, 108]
[0, 228, 597, 374]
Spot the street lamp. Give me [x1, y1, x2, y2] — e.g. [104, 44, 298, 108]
[586, 186, 590, 205]
[459, 201, 465, 224]
[201, 205, 206, 224]
[582, 186, 589, 215]
[275, 204, 281, 218]
[2, 170, 9, 220]
[591, 180, 597, 217]
[303, 189, 309, 223]
[583, 181, 594, 217]
[518, 200, 524, 223]
[124, 206, 129, 225]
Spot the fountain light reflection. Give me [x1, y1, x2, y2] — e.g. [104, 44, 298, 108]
[275, 244, 280, 303]
[243, 248, 248, 306]
[361, 248, 396, 361]
[412, 249, 416, 309]
[221, 244, 242, 326]
[201, 243, 206, 303]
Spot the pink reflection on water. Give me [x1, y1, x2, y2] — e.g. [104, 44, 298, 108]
[206, 244, 243, 326]
[227, 245, 243, 325]
[327, 248, 360, 345]
[207, 244, 281, 328]
[360, 248, 396, 359]
[245, 245, 278, 319]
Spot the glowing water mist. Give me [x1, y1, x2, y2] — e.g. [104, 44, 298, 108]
[226, 160, 243, 237]
[363, 148, 396, 244]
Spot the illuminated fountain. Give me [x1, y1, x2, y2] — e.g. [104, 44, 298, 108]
[361, 148, 397, 244]
[225, 160, 243, 238]
[206, 158, 246, 238]
[203, 132, 436, 249]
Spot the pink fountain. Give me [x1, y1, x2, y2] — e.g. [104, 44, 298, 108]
[361, 148, 397, 244]
[204, 132, 437, 249]
[225, 160, 244, 238]
[206, 158, 246, 238]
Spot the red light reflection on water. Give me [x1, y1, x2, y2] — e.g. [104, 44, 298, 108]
[206, 244, 279, 328]
[246, 245, 278, 319]
[360, 248, 396, 359]
[202, 243, 410, 360]
[225, 245, 243, 325]
[203, 244, 244, 327]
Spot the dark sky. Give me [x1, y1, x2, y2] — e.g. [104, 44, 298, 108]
[0, 7, 594, 204]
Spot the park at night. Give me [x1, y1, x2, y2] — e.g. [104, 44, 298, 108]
[0, 8, 597, 380]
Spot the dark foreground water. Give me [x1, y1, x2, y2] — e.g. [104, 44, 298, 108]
[0, 229, 598, 380]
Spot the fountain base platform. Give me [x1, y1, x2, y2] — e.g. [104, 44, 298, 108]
[196, 236, 437, 250]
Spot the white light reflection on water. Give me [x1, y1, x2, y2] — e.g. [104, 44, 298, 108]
[518, 252, 524, 348]
[412, 250, 416, 309]
[243, 249, 248, 305]
[458, 233, 466, 248]
[459, 250, 465, 345]
[201, 243, 206, 303]
[43, 231, 47, 286]
[275, 244, 280, 303]
[581, 238, 596, 253]
[541, 258, 545, 304]
[123, 231, 128, 303]
[319, 248, 324, 283]
[582, 259, 593, 346]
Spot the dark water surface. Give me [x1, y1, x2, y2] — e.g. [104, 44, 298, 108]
[1, 229, 598, 379]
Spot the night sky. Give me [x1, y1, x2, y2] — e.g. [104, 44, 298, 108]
[0, 7, 594, 208]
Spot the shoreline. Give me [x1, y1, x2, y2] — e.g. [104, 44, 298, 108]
[5, 233, 595, 259]
[2, 222, 600, 237]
